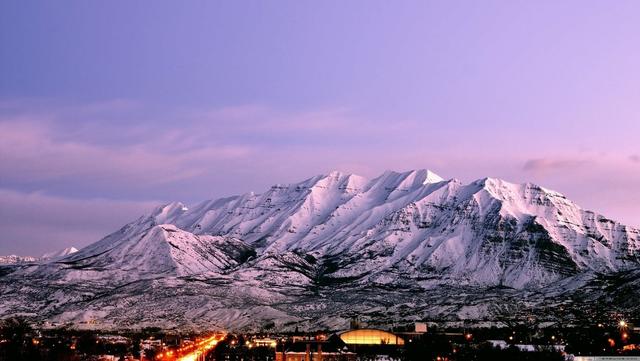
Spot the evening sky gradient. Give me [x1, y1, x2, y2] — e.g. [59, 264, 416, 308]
[1, 1, 639, 255]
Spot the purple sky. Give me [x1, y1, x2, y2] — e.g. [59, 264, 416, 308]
[1, 1, 640, 255]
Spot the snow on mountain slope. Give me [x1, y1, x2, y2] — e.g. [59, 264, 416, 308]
[141, 169, 639, 288]
[0, 169, 638, 331]
[57, 220, 254, 280]
[0, 246, 78, 265]
[42, 247, 78, 261]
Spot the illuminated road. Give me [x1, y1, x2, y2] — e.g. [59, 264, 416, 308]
[177, 335, 220, 361]
[156, 335, 222, 361]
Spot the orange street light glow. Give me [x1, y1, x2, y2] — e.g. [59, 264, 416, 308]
[177, 335, 221, 361]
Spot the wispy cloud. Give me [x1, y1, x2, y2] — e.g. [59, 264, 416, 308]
[0, 120, 252, 185]
[630, 154, 640, 163]
[522, 158, 592, 172]
[0, 101, 260, 192]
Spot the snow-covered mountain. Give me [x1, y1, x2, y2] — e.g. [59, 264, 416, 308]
[0, 247, 78, 265]
[41, 247, 78, 261]
[0, 170, 638, 331]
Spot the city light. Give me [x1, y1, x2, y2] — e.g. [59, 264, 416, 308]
[177, 335, 221, 361]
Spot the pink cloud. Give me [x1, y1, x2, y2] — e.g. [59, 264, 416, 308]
[0, 119, 253, 186]
[522, 158, 592, 172]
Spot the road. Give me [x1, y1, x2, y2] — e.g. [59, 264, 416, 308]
[155, 334, 223, 361]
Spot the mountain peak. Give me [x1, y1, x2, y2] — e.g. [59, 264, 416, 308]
[473, 177, 567, 201]
[378, 169, 444, 184]
[151, 201, 189, 224]
[415, 169, 444, 184]
[42, 246, 78, 260]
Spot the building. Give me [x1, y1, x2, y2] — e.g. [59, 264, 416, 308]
[339, 329, 404, 346]
[275, 339, 356, 361]
[253, 338, 277, 347]
[414, 323, 427, 333]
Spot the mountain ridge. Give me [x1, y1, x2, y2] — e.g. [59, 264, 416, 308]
[0, 246, 78, 265]
[0, 169, 638, 331]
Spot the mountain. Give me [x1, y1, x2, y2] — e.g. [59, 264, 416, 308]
[0, 170, 639, 331]
[0, 247, 78, 265]
[42, 247, 78, 261]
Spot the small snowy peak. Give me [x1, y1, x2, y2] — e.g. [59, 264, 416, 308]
[472, 178, 575, 221]
[399, 169, 444, 188]
[54, 222, 255, 279]
[368, 170, 442, 204]
[420, 169, 445, 184]
[1, 247, 79, 265]
[397, 170, 425, 190]
[371, 169, 442, 190]
[475, 177, 568, 203]
[309, 172, 368, 197]
[311, 171, 350, 188]
[340, 174, 368, 193]
[475, 178, 523, 206]
[368, 170, 411, 193]
[42, 246, 79, 261]
[473, 176, 507, 190]
[153, 224, 255, 275]
[322, 171, 368, 192]
[152, 201, 189, 224]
